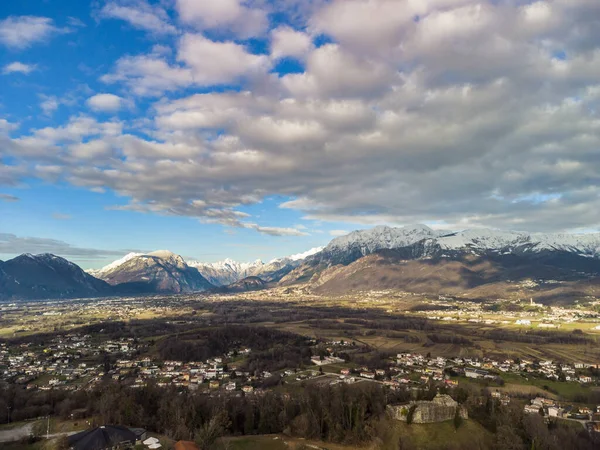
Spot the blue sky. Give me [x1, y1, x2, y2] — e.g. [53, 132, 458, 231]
[0, 0, 357, 267]
[1, 0, 599, 268]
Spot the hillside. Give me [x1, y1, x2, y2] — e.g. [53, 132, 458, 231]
[92, 250, 213, 294]
[304, 249, 600, 303]
[0, 254, 112, 300]
[211, 276, 267, 293]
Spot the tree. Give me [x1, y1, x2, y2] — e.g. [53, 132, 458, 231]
[453, 408, 463, 430]
[406, 405, 417, 425]
[195, 410, 231, 450]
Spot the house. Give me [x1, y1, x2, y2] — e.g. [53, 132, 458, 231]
[209, 380, 220, 389]
[242, 385, 254, 393]
[547, 406, 561, 417]
[465, 368, 488, 379]
[524, 405, 541, 414]
[68, 425, 137, 450]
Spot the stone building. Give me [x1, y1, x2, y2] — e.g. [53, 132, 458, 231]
[387, 394, 468, 424]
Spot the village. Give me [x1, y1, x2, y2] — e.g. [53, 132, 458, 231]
[2, 330, 600, 422]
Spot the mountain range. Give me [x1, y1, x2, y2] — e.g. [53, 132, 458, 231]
[2, 225, 600, 302]
[186, 246, 323, 286]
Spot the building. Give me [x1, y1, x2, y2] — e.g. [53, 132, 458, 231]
[465, 368, 488, 379]
[388, 394, 468, 424]
[68, 425, 138, 450]
[524, 405, 542, 414]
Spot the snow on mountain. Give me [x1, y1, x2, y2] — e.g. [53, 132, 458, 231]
[529, 232, 600, 256]
[320, 225, 443, 262]
[87, 252, 142, 277]
[147, 250, 187, 269]
[318, 224, 600, 262]
[437, 229, 533, 252]
[187, 258, 265, 286]
[437, 228, 600, 257]
[187, 247, 324, 286]
[287, 246, 324, 261]
[89, 250, 212, 293]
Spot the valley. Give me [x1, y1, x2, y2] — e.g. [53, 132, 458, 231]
[2, 225, 600, 449]
[0, 290, 599, 449]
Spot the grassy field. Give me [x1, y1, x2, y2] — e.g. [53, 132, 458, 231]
[266, 317, 600, 364]
[389, 420, 493, 450]
[218, 434, 369, 450]
[499, 373, 590, 401]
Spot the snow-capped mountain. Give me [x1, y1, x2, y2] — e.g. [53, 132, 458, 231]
[87, 252, 143, 278]
[186, 259, 265, 286]
[437, 228, 600, 257]
[316, 225, 443, 265]
[90, 250, 213, 294]
[309, 224, 600, 266]
[280, 225, 600, 294]
[187, 247, 323, 286]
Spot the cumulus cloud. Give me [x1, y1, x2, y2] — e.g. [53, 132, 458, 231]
[4, 0, 600, 234]
[0, 16, 69, 50]
[175, 0, 268, 38]
[2, 62, 37, 75]
[86, 93, 125, 112]
[99, 0, 177, 35]
[270, 26, 314, 60]
[102, 34, 271, 96]
[39, 95, 60, 116]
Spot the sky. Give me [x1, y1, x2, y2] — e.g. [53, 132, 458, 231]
[0, 0, 599, 268]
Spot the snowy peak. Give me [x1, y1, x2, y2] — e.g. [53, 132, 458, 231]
[302, 224, 600, 270]
[88, 249, 212, 294]
[437, 228, 600, 257]
[325, 224, 441, 254]
[88, 252, 142, 277]
[187, 247, 323, 286]
[286, 246, 324, 262]
[148, 250, 187, 269]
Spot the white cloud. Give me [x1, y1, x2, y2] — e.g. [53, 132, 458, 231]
[101, 54, 194, 96]
[178, 34, 271, 85]
[329, 230, 349, 237]
[99, 1, 177, 35]
[2, 62, 37, 75]
[175, 0, 268, 38]
[39, 95, 60, 116]
[5, 0, 600, 235]
[102, 34, 271, 96]
[270, 26, 314, 60]
[0, 16, 68, 50]
[86, 93, 125, 112]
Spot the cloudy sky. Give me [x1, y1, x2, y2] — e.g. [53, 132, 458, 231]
[0, 0, 599, 268]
